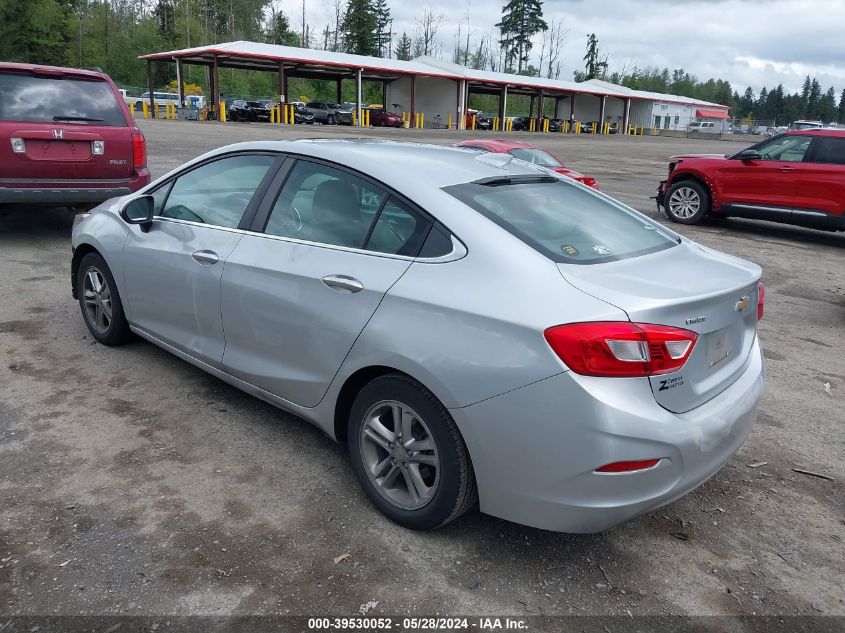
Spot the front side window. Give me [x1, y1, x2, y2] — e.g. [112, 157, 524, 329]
[508, 148, 562, 168]
[159, 154, 275, 228]
[0, 73, 126, 126]
[265, 161, 384, 248]
[809, 137, 845, 165]
[754, 135, 812, 162]
[444, 177, 678, 264]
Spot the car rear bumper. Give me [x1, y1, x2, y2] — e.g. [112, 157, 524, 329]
[451, 337, 765, 533]
[0, 172, 150, 205]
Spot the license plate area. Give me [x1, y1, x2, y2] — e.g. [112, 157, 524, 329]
[25, 140, 92, 161]
[706, 328, 731, 368]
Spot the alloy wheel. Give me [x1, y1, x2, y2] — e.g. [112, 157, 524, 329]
[359, 400, 440, 510]
[81, 266, 113, 334]
[668, 186, 701, 219]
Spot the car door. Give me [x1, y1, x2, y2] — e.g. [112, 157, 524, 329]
[718, 134, 812, 211]
[790, 135, 845, 216]
[220, 158, 433, 407]
[308, 102, 325, 122]
[122, 152, 281, 367]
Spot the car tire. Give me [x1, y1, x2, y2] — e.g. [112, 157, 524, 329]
[348, 374, 477, 530]
[664, 180, 711, 224]
[77, 252, 133, 346]
[327, 114, 336, 125]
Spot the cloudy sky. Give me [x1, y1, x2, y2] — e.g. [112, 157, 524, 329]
[294, 0, 845, 95]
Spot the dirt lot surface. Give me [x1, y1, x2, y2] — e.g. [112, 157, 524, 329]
[1, 120, 843, 623]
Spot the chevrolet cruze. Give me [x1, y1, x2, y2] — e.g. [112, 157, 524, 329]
[71, 140, 765, 532]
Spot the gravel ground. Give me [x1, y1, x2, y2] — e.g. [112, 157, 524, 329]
[1, 120, 843, 623]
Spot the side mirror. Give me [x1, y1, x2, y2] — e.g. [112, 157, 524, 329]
[735, 149, 761, 161]
[122, 195, 154, 231]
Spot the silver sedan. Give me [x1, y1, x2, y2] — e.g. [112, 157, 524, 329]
[71, 140, 765, 532]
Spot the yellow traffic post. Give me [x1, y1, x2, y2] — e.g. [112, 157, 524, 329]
[365, 109, 370, 127]
[471, 115, 476, 130]
[543, 118, 550, 133]
[575, 121, 581, 134]
[447, 114, 453, 129]
[420, 113, 424, 128]
[142, 101, 149, 118]
[219, 101, 227, 123]
[129, 102, 135, 118]
[153, 103, 159, 119]
[270, 106, 275, 124]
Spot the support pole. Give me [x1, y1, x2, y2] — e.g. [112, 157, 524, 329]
[146, 60, 154, 116]
[410, 75, 417, 123]
[278, 62, 286, 106]
[570, 93, 576, 119]
[176, 58, 184, 107]
[382, 80, 387, 109]
[355, 68, 363, 127]
[623, 97, 631, 135]
[529, 94, 535, 120]
[336, 78, 342, 105]
[499, 85, 508, 125]
[536, 89, 544, 131]
[212, 56, 220, 117]
[599, 95, 607, 133]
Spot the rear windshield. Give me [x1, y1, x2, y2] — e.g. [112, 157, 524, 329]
[444, 177, 679, 264]
[0, 73, 126, 126]
[508, 148, 562, 168]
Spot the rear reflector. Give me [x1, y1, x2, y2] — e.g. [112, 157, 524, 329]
[131, 129, 146, 169]
[595, 459, 661, 473]
[544, 322, 698, 377]
[757, 281, 764, 321]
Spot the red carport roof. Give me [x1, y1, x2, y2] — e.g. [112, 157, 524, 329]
[696, 108, 729, 119]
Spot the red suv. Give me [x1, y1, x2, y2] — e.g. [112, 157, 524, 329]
[0, 62, 150, 207]
[657, 129, 845, 231]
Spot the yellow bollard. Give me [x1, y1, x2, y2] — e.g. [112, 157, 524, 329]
[129, 102, 135, 118]
[153, 103, 159, 119]
[219, 101, 227, 123]
[142, 101, 149, 118]
[270, 106, 275, 124]
[365, 109, 370, 127]
[575, 121, 581, 134]
[543, 118, 550, 133]
[420, 113, 424, 128]
[447, 114, 452, 129]
[352, 110, 357, 126]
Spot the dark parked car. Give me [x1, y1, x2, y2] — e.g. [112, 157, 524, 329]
[0, 62, 150, 206]
[293, 104, 315, 124]
[369, 108, 403, 127]
[657, 129, 845, 231]
[229, 100, 269, 122]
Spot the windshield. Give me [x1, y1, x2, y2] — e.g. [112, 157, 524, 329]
[508, 148, 562, 168]
[247, 101, 263, 108]
[444, 178, 678, 264]
[0, 73, 126, 126]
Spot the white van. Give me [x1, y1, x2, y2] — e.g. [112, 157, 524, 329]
[688, 121, 718, 133]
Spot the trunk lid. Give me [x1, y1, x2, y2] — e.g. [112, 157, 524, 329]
[558, 241, 761, 413]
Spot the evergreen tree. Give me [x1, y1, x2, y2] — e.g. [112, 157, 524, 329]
[372, 0, 392, 57]
[496, 0, 547, 74]
[839, 88, 845, 124]
[582, 33, 607, 80]
[394, 31, 412, 61]
[342, 0, 378, 56]
[818, 86, 837, 123]
[807, 78, 822, 118]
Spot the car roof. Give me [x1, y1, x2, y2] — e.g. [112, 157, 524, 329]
[0, 61, 111, 81]
[196, 139, 545, 189]
[787, 128, 845, 138]
[454, 138, 545, 153]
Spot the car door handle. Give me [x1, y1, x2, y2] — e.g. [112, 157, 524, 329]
[779, 166, 794, 172]
[191, 250, 219, 265]
[321, 275, 364, 293]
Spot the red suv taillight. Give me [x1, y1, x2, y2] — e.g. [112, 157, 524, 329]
[757, 282, 765, 321]
[131, 129, 147, 169]
[544, 322, 698, 377]
[578, 176, 599, 190]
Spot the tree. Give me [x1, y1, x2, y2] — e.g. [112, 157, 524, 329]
[342, 0, 377, 56]
[582, 33, 607, 80]
[839, 88, 845, 124]
[372, 0, 391, 57]
[266, 4, 299, 46]
[394, 31, 412, 61]
[818, 86, 837, 123]
[414, 8, 445, 57]
[496, 0, 547, 74]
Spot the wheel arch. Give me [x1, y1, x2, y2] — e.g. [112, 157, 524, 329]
[71, 242, 103, 299]
[668, 171, 716, 210]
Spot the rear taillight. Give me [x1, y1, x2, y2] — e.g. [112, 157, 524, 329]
[544, 322, 698, 377]
[131, 130, 146, 169]
[757, 282, 764, 321]
[578, 176, 599, 190]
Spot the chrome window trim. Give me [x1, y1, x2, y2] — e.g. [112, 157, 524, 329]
[151, 216, 467, 263]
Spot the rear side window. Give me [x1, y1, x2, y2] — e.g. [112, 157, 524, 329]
[366, 198, 431, 256]
[0, 73, 126, 126]
[810, 137, 845, 165]
[444, 177, 678, 264]
[509, 148, 562, 168]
